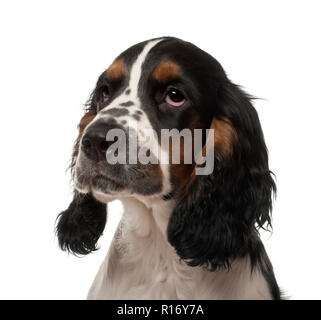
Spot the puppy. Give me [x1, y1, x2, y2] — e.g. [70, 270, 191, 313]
[56, 37, 280, 299]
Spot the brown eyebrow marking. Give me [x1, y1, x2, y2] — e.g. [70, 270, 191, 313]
[106, 58, 126, 80]
[152, 60, 180, 83]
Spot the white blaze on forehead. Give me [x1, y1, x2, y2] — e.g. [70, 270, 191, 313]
[94, 39, 163, 122]
[123, 39, 163, 135]
[125, 39, 172, 195]
[128, 39, 163, 99]
[93, 39, 164, 130]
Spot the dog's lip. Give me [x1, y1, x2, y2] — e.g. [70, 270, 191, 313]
[74, 166, 126, 192]
[92, 174, 125, 188]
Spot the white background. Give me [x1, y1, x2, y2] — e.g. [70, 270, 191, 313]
[0, 0, 320, 299]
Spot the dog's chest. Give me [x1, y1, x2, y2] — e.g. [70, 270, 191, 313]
[87, 199, 271, 300]
[109, 223, 201, 299]
[88, 202, 205, 299]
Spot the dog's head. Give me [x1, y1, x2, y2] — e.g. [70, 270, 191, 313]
[56, 37, 275, 269]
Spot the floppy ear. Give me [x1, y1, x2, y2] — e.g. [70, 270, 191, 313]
[56, 191, 107, 255]
[167, 80, 276, 271]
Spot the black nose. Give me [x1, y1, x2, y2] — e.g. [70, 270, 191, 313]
[81, 121, 115, 161]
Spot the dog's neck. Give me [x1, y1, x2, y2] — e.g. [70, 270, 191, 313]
[120, 196, 175, 242]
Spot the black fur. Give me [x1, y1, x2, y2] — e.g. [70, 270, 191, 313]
[167, 79, 280, 298]
[56, 192, 107, 255]
[119, 101, 134, 107]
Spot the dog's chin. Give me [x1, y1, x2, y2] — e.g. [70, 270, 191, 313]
[74, 172, 128, 203]
[91, 188, 118, 203]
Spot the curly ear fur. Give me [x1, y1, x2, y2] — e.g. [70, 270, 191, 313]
[167, 80, 276, 271]
[56, 192, 107, 255]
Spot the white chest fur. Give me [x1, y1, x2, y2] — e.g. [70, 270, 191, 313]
[87, 198, 271, 300]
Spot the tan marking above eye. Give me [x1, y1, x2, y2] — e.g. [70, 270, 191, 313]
[106, 58, 126, 80]
[152, 60, 180, 83]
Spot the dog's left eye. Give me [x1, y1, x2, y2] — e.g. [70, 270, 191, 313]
[165, 88, 185, 107]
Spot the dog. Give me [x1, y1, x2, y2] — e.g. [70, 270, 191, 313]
[56, 37, 280, 299]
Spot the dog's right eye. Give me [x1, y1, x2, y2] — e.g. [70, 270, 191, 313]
[100, 85, 110, 104]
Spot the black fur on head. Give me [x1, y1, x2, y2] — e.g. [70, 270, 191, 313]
[56, 191, 107, 255]
[167, 79, 276, 271]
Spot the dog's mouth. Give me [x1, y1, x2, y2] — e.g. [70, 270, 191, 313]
[73, 151, 164, 199]
[74, 167, 127, 196]
[73, 154, 128, 195]
[91, 174, 125, 193]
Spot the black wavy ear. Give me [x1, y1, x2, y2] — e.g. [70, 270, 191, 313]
[167, 80, 276, 271]
[56, 191, 107, 255]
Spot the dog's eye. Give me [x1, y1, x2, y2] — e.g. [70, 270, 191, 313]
[165, 88, 185, 107]
[100, 86, 110, 103]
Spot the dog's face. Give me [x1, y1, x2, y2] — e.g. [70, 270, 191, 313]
[73, 37, 235, 203]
